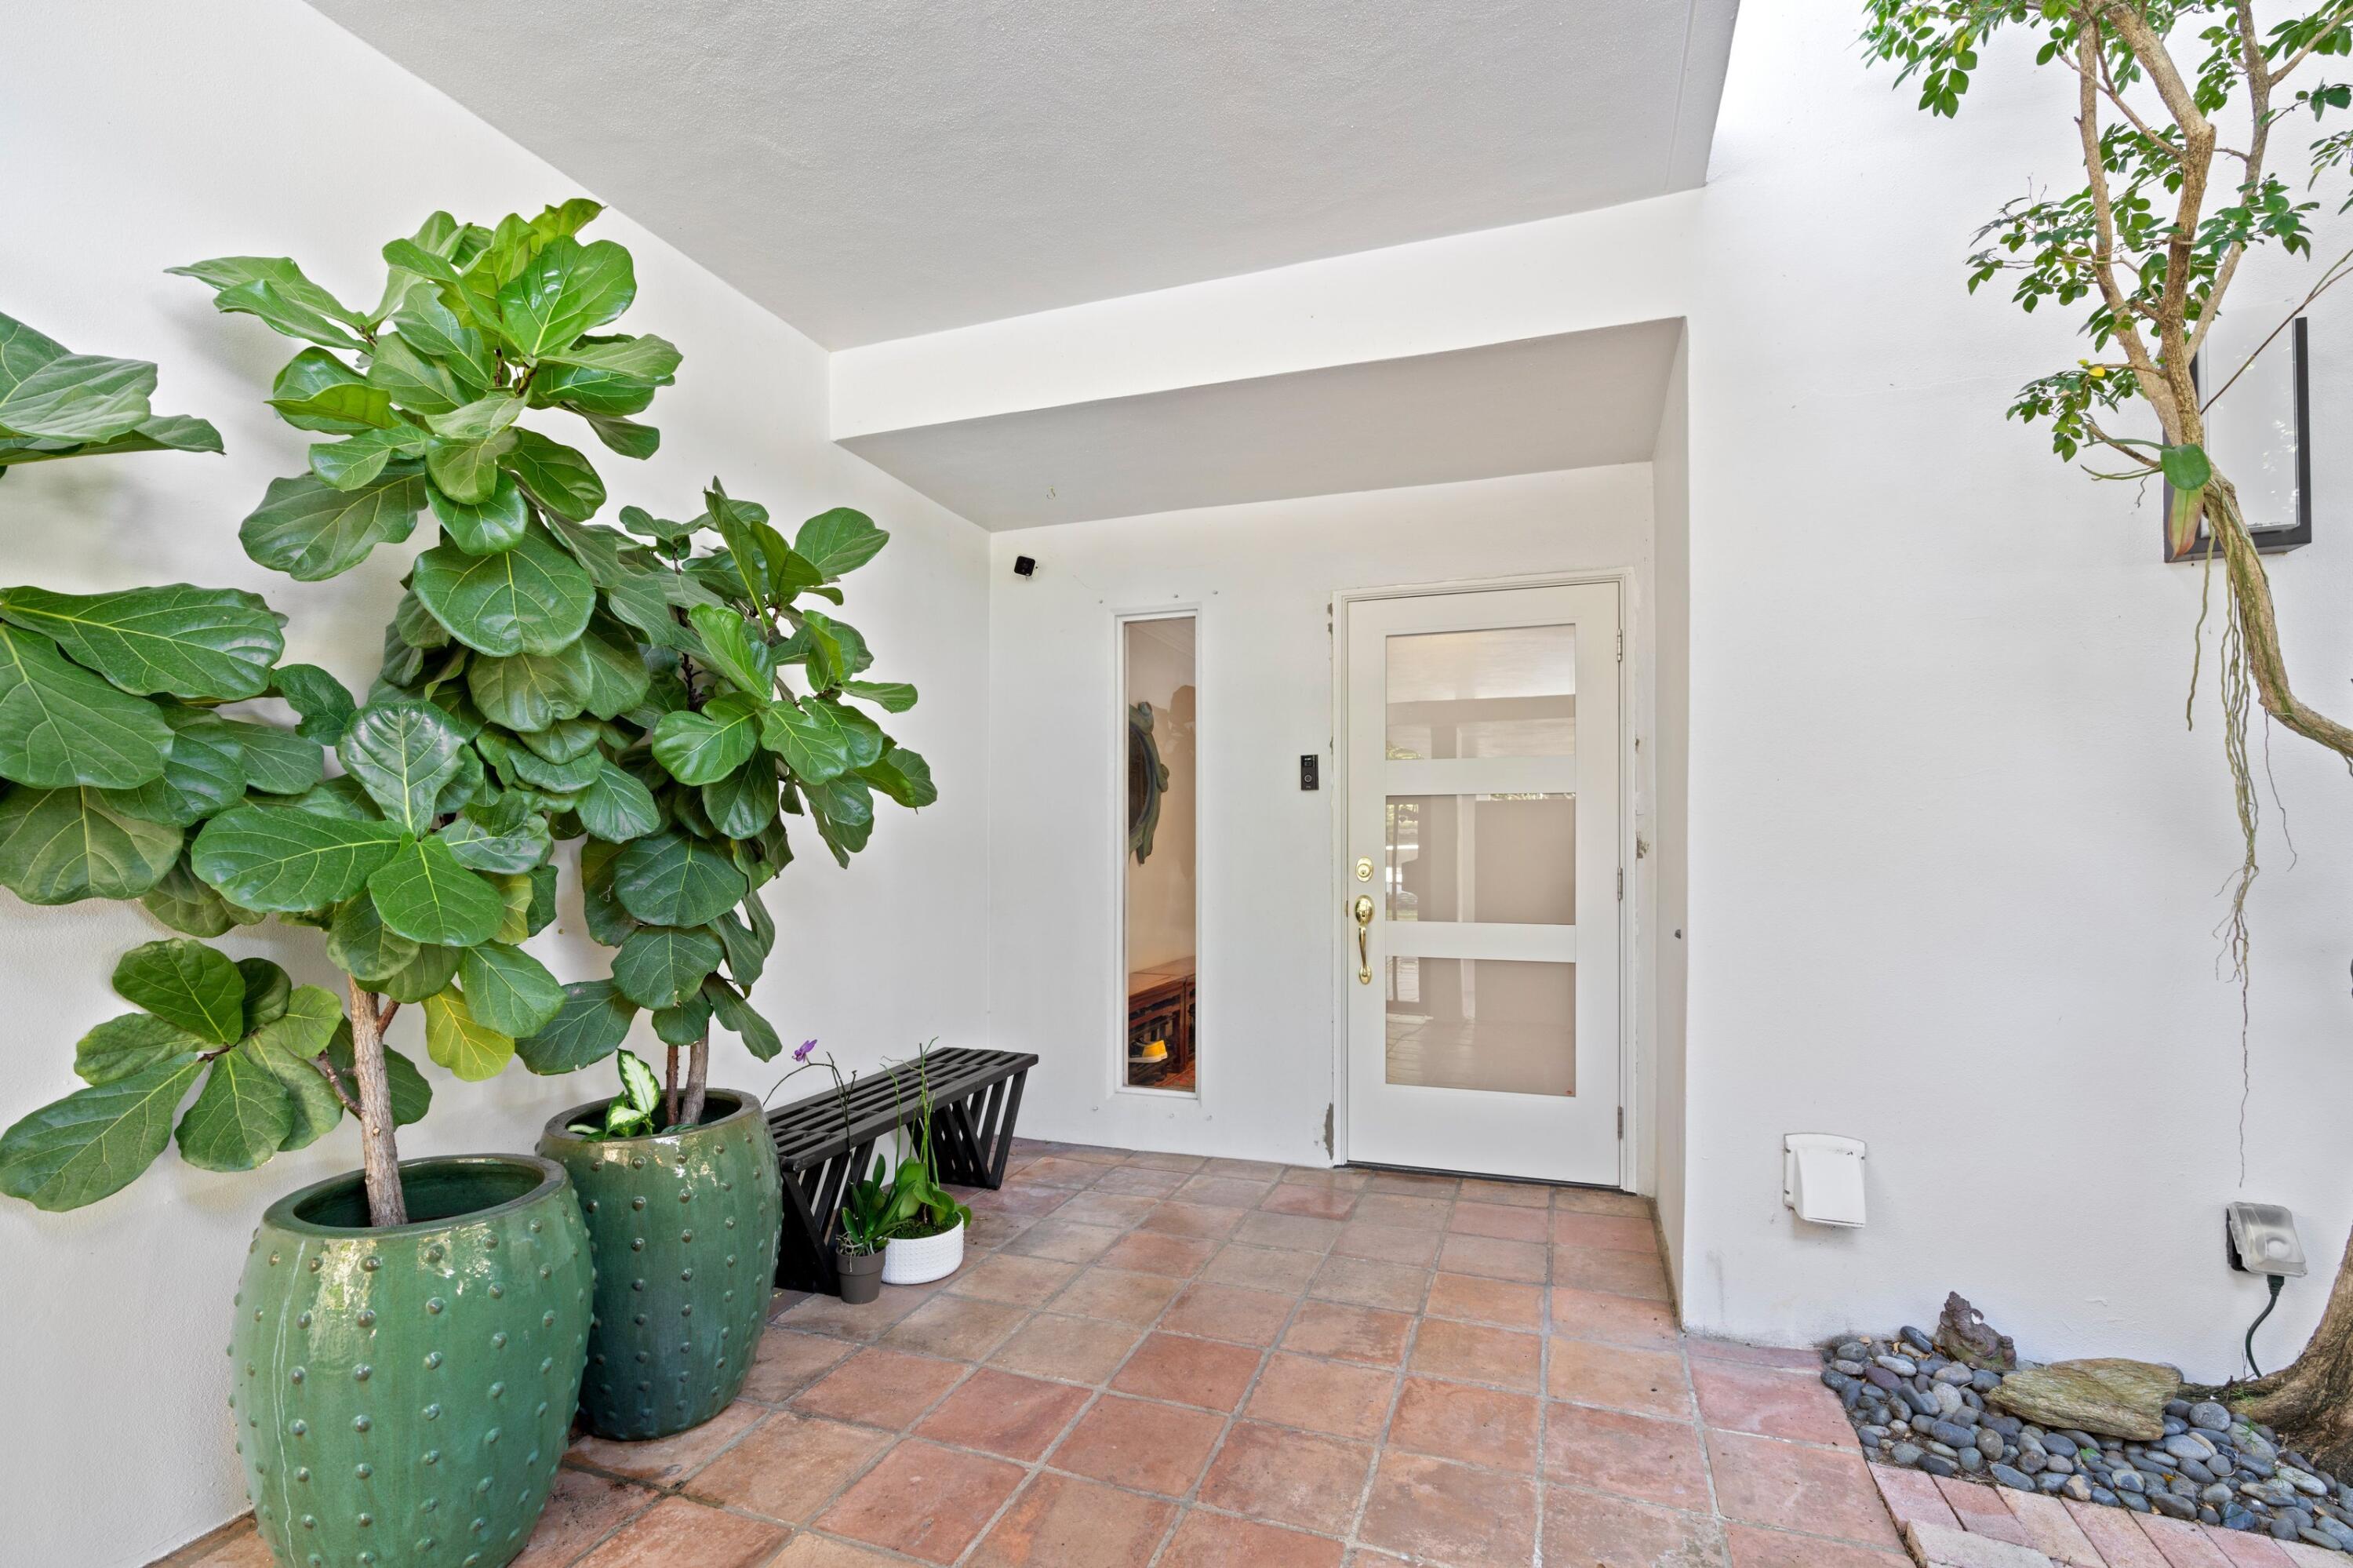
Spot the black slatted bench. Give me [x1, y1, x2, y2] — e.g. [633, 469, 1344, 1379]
[766, 1047, 1038, 1296]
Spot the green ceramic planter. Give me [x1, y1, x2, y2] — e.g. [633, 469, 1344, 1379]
[227, 1155, 594, 1568]
[538, 1089, 784, 1440]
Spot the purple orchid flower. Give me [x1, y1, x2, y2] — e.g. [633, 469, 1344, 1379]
[793, 1038, 819, 1063]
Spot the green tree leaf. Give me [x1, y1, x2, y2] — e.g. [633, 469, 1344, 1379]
[388, 294, 493, 394]
[651, 693, 762, 786]
[457, 943, 563, 1036]
[652, 988, 712, 1047]
[495, 236, 636, 357]
[501, 429, 606, 522]
[337, 700, 467, 834]
[0, 335, 155, 442]
[577, 758, 663, 842]
[268, 351, 394, 432]
[0, 787, 181, 904]
[97, 708, 248, 828]
[537, 333, 681, 379]
[0, 1054, 203, 1210]
[374, 941, 462, 1003]
[687, 605, 774, 697]
[240, 464, 427, 581]
[516, 979, 637, 1074]
[112, 938, 245, 1044]
[364, 332, 466, 416]
[242, 985, 347, 1151]
[324, 1027, 432, 1125]
[365, 835, 505, 945]
[838, 678, 918, 713]
[236, 958, 292, 1035]
[611, 831, 748, 926]
[466, 646, 587, 731]
[807, 774, 876, 865]
[437, 805, 551, 875]
[412, 524, 595, 657]
[423, 988, 514, 1081]
[175, 1047, 293, 1172]
[611, 925, 724, 1010]
[190, 805, 404, 911]
[0, 624, 172, 788]
[757, 694, 851, 784]
[0, 585, 283, 701]
[309, 423, 432, 491]
[324, 892, 418, 983]
[860, 744, 937, 809]
[215, 721, 325, 795]
[795, 508, 889, 580]
[138, 853, 264, 938]
[704, 977, 784, 1061]
[170, 256, 366, 350]
[427, 468, 529, 555]
[273, 664, 358, 745]
[710, 908, 769, 987]
[702, 762, 779, 840]
[424, 426, 517, 506]
[76, 1013, 206, 1085]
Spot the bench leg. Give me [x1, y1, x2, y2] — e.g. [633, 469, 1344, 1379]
[774, 1137, 878, 1297]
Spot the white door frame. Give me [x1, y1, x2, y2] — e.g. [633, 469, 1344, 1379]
[1328, 570, 1637, 1189]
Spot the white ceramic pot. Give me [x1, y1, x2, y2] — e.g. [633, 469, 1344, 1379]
[880, 1219, 966, 1285]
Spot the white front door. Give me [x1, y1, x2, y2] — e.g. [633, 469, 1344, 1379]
[1343, 583, 1622, 1184]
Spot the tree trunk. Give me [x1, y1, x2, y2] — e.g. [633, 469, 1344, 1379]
[679, 1034, 709, 1126]
[664, 1041, 680, 1126]
[2212, 1224, 2353, 1476]
[344, 977, 407, 1228]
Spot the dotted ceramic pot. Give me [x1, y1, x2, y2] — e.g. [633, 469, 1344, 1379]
[227, 1155, 594, 1568]
[538, 1089, 784, 1441]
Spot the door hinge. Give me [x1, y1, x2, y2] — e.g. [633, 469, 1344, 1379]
[1616, 630, 1624, 661]
[1617, 868, 1624, 900]
[1617, 1107, 1625, 1140]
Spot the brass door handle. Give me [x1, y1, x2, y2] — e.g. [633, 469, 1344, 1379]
[1352, 894, 1375, 984]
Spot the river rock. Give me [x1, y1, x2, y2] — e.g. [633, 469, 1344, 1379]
[1991, 1359, 2182, 1441]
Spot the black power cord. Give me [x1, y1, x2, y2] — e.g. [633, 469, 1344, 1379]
[2244, 1272, 2286, 1378]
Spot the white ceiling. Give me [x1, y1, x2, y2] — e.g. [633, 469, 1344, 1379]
[309, 0, 1737, 347]
[838, 319, 1682, 529]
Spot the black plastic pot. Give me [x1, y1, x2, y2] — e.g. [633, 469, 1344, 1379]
[837, 1244, 886, 1304]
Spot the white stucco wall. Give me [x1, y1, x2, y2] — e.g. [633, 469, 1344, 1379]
[985, 467, 1658, 1166]
[0, 5, 991, 1563]
[1675, 0, 2353, 1378]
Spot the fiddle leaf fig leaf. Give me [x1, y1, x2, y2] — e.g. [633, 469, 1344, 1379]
[412, 524, 595, 657]
[365, 835, 505, 946]
[423, 988, 514, 1081]
[577, 758, 663, 842]
[516, 979, 637, 1075]
[337, 700, 467, 835]
[538, 333, 681, 380]
[0, 624, 173, 788]
[424, 426, 516, 505]
[611, 924, 724, 1010]
[437, 806, 551, 875]
[838, 678, 917, 714]
[236, 957, 293, 1035]
[861, 744, 937, 809]
[140, 853, 263, 938]
[170, 256, 366, 350]
[703, 976, 783, 1060]
[0, 1054, 204, 1210]
[757, 694, 851, 784]
[240, 464, 427, 582]
[611, 830, 747, 927]
[243, 988, 347, 1152]
[273, 664, 358, 745]
[325, 891, 419, 983]
[76, 1013, 206, 1085]
[111, 939, 246, 1045]
[0, 787, 181, 904]
[214, 721, 324, 795]
[651, 693, 762, 786]
[174, 1047, 293, 1173]
[651, 988, 712, 1047]
[501, 428, 606, 522]
[373, 941, 462, 1004]
[96, 708, 248, 828]
[0, 341, 155, 442]
[466, 647, 587, 732]
[457, 943, 564, 1037]
[191, 805, 405, 911]
[0, 585, 284, 701]
[687, 605, 773, 697]
[325, 1027, 432, 1126]
[427, 469, 530, 555]
[701, 762, 779, 840]
[795, 508, 889, 580]
[496, 236, 636, 357]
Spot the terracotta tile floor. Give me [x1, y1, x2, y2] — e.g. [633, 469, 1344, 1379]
[160, 1138, 1907, 1568]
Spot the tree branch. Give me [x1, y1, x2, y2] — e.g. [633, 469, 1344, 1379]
[309, 1053, 363, 1117]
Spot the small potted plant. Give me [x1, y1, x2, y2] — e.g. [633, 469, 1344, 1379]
[835, 1156, 893, 1304]
[878, 1042, 975, 1286]
[536, 1046, 781, 1443]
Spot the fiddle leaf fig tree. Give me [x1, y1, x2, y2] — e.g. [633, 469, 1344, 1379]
[515, 478, 936, 1129]
[0, 200, 679, 1228]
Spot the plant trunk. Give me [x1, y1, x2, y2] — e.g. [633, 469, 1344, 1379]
[2209, 1224, 2353, 1476]
[664, 1041, 680, 1126]
[344, 977, 407, 1228]
[2211, 481, 2353, 759]
[679, 1034, 709, 1126]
